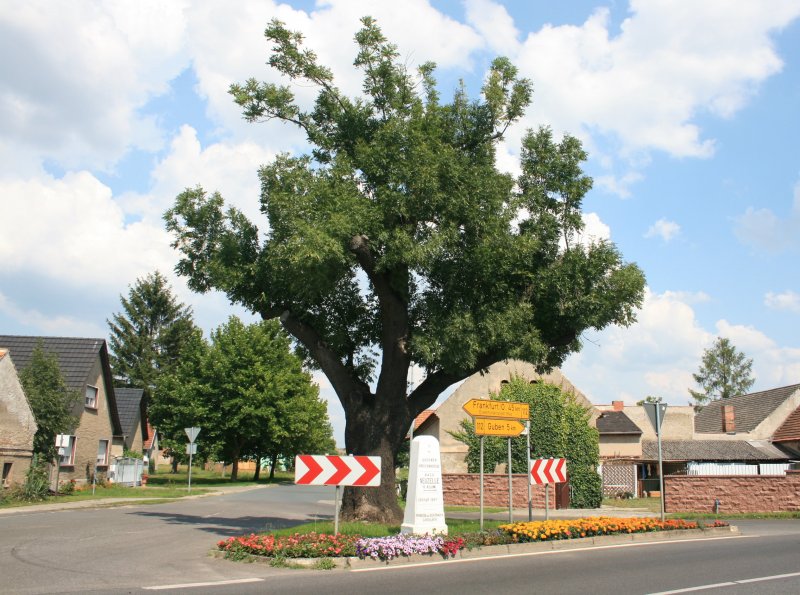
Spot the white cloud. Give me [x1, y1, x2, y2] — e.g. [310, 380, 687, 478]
[644, 218, 681, 242]
[578, 212, 611, 245]
[0, 0, 189, 171]
[594, 171, 644, 198]
[0, 292, 106, 337]
[511, 1, 800, 159]
[465, 0, 520, 56]
[765, 290, 800, 313]
[0, 171, 175, 290]
[734, 181, 800, 252]
[564, 288, 800, 407]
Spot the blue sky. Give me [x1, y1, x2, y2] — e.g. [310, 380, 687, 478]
[2, 1, 799, 446]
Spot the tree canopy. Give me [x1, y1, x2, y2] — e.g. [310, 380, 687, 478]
[152, 317, 334, 479]
[452, 377, 601, 508]
[690, 337, 754, 406]
[164, 17, 645, 521]
[18, 341, 81, 460]
[107, 271, 197, 397]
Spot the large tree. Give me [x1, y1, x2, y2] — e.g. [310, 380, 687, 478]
[165, 18, 645, 522]
[19, 342, 81, 461]
[690, 337, 755, 406]
[107, 271, 197, 396]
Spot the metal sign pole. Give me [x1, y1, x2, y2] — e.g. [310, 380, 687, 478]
[526, 421, 532, 522]
[656, 406, 665, 521]
[507, 438, 513, 524]
[188, 447, 193, 494]
[334, 485, 341, 535]
[545, 483, 550, 521]
[479, 436, 484, 532]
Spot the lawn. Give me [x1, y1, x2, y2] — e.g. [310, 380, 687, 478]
[602, 497, 661, 512]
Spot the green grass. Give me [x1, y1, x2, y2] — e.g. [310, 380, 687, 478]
[602, 497, 660, 512]
[147, 466, 293, 488]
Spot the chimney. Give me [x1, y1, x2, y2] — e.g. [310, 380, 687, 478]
[721, 405, 735, 433]
[612, 400, 624, 412]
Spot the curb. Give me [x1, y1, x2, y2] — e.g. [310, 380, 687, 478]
[210, 525, 739, 570]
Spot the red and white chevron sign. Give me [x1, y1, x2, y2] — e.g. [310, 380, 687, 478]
[294, 454, 381, 487]
[529, 458, 567, 485]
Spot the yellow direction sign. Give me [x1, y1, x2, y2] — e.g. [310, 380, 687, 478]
[463, 399, 529, 420]
[474, 418, 526, 437]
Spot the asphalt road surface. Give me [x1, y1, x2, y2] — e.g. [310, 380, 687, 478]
[1, 484, 799, 595]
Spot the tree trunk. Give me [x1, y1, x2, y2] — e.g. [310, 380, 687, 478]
[269, 454, 277, 480]
[339, 400, 410, 524]
[230, 444, 241, 481]
[171, 455, 178, 473]
[253, 455, 261, 481]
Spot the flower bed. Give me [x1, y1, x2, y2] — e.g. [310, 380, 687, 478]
[216, 517, 728, 563]
[499, 517, 702, 542]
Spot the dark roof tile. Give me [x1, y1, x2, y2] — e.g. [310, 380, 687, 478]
[114, 387, 144, 439]
[642, 440, 789, 462]
[596, 411, 642, 435]
[694, 384, 800, 433]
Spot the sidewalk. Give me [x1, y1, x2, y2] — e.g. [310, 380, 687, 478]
[0, 483, 266, 516]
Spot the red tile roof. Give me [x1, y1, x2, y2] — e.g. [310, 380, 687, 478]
[413, 409, 436, 431]
[773, 406, 800, 442]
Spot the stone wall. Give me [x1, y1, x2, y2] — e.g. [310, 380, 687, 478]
[443, 473, 556, 508]
[664, 471, 800, 513]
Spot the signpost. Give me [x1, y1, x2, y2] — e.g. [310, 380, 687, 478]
[294, 454, 381, 534]
[530, 458, 567, 520]
[643, 402, 668, 520]
[184, 427, 201, 493]
[462, 398, 530, 529]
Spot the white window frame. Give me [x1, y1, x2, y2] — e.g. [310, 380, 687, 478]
[96, 439, 110, 466]
[57, 434, 77, 466]
[85, 385, 98, 409]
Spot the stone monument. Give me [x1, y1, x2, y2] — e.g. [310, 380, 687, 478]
[401, 435, 448, 535]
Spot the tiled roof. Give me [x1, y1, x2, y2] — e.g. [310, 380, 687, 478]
[413, 409, 437, 432]
[642, 440, 789, 462]
[773, 406, 800, 442]
[143, 421, 157, 450]
[0, 335, 122, 435]
[114, 387, 144, 439]
[596, 411, 642, 435]
[694, 384, 800, 433]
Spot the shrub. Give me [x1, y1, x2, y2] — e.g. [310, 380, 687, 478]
[11, 455, 50, 502]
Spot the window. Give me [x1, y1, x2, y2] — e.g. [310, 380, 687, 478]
[56, 434, 76, 466]
[2, 462, 11, 487]
[85, 385, 98, 409]
[96, 440, 109, 466]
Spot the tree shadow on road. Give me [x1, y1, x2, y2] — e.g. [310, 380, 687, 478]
[130, 510, 334, 537]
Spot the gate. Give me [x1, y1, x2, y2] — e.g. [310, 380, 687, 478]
[601, 463, 637, 497]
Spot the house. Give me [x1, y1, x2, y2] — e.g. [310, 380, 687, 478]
[114, 387, 146, 452]
[412, 360, 592, 473]
[0, 335, 124, 485]
[595, 385, 800, 496]
[0, 349, 38, 487]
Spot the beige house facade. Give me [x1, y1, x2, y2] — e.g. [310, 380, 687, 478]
[0, 336, 125, 486]
[0, 349, 38, 486]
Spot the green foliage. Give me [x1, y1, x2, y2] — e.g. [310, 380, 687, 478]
[19, 342, 81, 460]
[451, 377, 601, 507]
[153, 317, 335, 478]
[108, 271, 197, 395]
[690, 337, 755, 405]
[122, 449, 143, 460]
[12, 455, 50, 502]
[636, 395, 662, 405]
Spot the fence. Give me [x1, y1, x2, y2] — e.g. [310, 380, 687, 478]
[109, 457, 145, 487]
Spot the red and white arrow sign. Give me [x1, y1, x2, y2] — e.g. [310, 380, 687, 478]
[529, 458, 567, 485]
[294, 454, 381, 487]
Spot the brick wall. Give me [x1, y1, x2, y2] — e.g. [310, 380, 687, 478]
[665, 471, 800, 513]
[443, 473, 556, 508]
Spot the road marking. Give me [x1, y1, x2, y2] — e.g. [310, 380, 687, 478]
[350, 534, 751, 573]
[650, 570, 800, 594]
[144, 578, 264, 590]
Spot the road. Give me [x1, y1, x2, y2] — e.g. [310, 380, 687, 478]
[1, 485, 799, 594]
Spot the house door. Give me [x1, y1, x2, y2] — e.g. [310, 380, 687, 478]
[555, 479, 570, 509]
